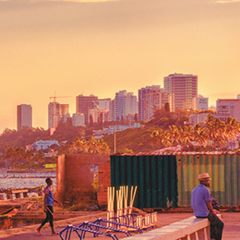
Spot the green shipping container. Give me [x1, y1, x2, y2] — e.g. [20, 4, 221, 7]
[110, 155, 178, 208]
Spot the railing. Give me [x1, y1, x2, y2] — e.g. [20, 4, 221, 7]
[120, 215, 221, 240]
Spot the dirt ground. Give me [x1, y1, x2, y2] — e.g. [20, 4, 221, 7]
[1, 198, 240, 240]
[0, 212, 239, 240]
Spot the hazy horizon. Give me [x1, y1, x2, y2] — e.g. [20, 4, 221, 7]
[1, 0, 240, 133]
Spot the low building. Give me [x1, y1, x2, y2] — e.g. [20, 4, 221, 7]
[92, 123, 142, 137]
[107, 123, 141, 135]
[216, 99, 240, 122]
[193, 94, 208, 110]
[31, 140, 59, 151]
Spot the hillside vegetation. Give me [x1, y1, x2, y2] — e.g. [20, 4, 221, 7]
[103, 126, 160, 153]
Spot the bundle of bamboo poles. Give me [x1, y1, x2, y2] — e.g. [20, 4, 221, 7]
[107, 185, 157, 230]
[107, 187, 115, 226]
[107, 186, 137, 221]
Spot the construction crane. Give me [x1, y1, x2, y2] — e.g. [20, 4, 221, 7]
[49, 96, 71, 129]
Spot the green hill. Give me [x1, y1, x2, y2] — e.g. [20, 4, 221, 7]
[103, 126, 159, 154]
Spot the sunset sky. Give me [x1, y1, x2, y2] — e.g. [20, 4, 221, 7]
[1, 0, 240, 133]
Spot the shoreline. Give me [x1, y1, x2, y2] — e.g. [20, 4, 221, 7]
[1, 170, 56, 173]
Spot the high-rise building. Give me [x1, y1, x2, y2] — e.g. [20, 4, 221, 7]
[138, 85, 163, 121]
[93, 98, 111, 110]
[17, 104, 32, 131]
[110, 90, 137, 121]
[48, 102, 69, 129]
[164, 73, 198, 111]
[48, 102, 60, 129]
[76, 94, 98, 124]
[59, 104, 69, 117]
[72, 113, 85, 127]
[143, 91, 169, 121]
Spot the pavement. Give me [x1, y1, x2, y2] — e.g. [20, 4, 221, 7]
[0, 212, 239, 240]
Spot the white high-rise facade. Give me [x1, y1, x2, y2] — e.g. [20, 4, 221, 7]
[93, 98, 111, 110]
[110, 90, 137, 121]
[143, 91, 169, 121]
[91, 98, 111, 123]
[48, 102, 69, 129]
[138, 85, 163, 121]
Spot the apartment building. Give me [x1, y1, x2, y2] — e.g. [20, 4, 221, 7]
[17, 104, 32, 131]
[76, 94, 98, 124]
[216, 99, 240, 122]
[164, 73, 198, 111]
[110, 90, 137, 121]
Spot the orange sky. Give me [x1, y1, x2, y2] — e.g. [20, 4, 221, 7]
[1, 0, 240, 133]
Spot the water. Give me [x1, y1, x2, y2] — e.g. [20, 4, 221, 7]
[0, 172, 56, 189]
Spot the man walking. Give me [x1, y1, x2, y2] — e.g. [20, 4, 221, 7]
[35, 178, 62, 235]
[191, 173, 224, 240]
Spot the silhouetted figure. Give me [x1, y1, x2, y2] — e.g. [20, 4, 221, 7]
[35, 178, 62, 235]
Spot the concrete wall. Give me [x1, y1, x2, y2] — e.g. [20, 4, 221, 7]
[56, 154, 109, 204]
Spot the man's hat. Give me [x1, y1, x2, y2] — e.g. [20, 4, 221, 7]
[198, 173, 211, 181]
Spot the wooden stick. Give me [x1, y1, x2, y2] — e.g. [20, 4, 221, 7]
[107, 187, 110, 212]
[116, 190, 119, 217]
[130, 186, 137, 207]
[124, 186, 128, 215]
[130, 186, 133, 205]
[132, 186, 137, 207]
[112, 187, 115, 211]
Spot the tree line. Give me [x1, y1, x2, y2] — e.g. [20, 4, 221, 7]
[2, 135, 110, 170]
[150, 115, 240, 151]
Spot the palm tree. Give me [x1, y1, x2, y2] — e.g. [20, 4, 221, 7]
[179, 125, 193, 150]
[168, 125, 180, 146]
[150, 129, 164, 147]
[68, 136, 110, 154]
[162, 130, 172, 147]
[214, 118, 226, 150]
[224, 117, 240, 150]
[193, 124, 207, 151]
[204, 115, 217, 150]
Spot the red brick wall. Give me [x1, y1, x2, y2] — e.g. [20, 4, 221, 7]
[56, 154, 109, 204]
[97, 160, 111, 208]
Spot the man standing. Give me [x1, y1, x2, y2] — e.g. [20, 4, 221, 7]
[191, 173, 224, 240]
[35, 178, 62, 235]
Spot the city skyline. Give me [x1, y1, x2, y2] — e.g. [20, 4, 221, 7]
[1, 0, 240, 133]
